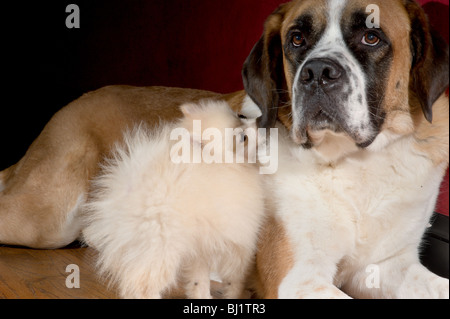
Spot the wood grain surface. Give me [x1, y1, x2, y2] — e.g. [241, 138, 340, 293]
[0, 244, 228, 299]
[0, 243, 118, 299]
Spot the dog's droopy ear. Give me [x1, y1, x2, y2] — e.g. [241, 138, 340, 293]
[405, 0, 449, 123]
[242, 4, 289, 129]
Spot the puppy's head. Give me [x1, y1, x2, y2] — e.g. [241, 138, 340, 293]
[243, 0, 448, 151]
[180, 100, 257, 161]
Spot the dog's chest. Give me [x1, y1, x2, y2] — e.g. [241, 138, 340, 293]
[273, 134, 443, 264]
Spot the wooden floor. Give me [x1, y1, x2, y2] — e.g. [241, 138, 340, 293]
[0, 243, 225, 299]
[0, 243, 118, 299]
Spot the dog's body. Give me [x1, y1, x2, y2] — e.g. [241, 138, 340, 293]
[82, 101, 264, 299]
[0, 0, 449, 299]
[0, 86, 246, 249]
[242, 0, 449, 298]
[254, 104, 449, 298]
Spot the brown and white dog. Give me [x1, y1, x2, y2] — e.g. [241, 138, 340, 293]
[244, 0, 449, 298]
[0, 0, 448, 299]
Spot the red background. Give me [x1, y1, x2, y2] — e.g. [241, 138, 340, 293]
[2, 0, 449, 215]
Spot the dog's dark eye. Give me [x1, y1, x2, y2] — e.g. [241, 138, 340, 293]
[292, 32, 305, 47]
[238, 113, 247, 119]
[361, 32, 380, 46]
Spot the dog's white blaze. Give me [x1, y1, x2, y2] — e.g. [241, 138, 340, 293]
[291, 64, 303, 133]
[326, 0, 346, 40]
[292, 0, 374, 143]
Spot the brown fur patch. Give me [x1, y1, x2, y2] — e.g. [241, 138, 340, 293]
[250, 214, 295, 299]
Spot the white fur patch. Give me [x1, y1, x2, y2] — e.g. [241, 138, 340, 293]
[240, 95, 262, 119]
[366, 130, 401, 153]
[272, 123, 448, 298]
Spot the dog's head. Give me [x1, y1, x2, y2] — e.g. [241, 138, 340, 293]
[243, 0, 448, 153]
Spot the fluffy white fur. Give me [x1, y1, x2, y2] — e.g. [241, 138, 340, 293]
[273, 122, 449, 299]
[82, 100, 265, 299]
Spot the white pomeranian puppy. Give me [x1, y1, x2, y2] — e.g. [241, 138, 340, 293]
[82, 100, 265, 299]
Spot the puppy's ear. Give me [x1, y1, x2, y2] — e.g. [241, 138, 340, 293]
[405, 0, 449, 123]
[242, 4, 289, 129]
[180, 103, 203, 118]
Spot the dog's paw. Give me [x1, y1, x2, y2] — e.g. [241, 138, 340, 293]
[431, 277, 449, 299]
[397, 264, 449, 299]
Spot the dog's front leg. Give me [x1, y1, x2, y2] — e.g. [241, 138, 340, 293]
[274, 200, 355, 299]
[276, 224, 353, 299]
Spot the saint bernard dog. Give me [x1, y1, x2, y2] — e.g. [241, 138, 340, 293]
[243, 0, 449, 298]
[0, 0, 448, 299]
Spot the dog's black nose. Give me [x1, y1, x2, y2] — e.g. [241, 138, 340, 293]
[300, 59, 344, 89]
